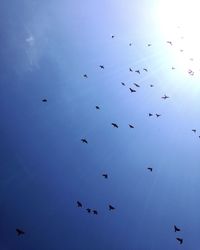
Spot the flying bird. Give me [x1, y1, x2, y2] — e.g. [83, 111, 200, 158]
[93, 210, 98, 215]
[143, 68, 148, 72]
[102, 174, 108, 179]
[172, 67, 175, 70]
[167, 41, 173, 45]
[149, 113, 153, 117]
[150, 84, 154, 87]
[134, 83, 140, 87]
[135, 70, 140, 74]
[111, 35, 115, 38]
[129, 124, 134, 128]
[42, 99, 47, 102]
[81, 139, 88, 144]
[121, 82, 126, 86]
[176, 238, 183, 244]
[192, 129, 196, 133]
[96, 106, 100, 110]
[129, 88, 136, 93]
[188, 69, 194, 75]
[83, 74, 88, 78]
[111, 123, 118, 128]
[129, 43, 132, 46]
[156, 114, 161, 117]
[174, 225, 181, 232]
[180, 49, 184, 52]
[77, 201, 83, 207]
[129, 68, 133, 72]
[86, 208, 91, 213]
[109, 205, 115, 211]
[147, 167, 153, 172]
[147, 44, 152, 46]
[16, 229, 25, 236]
[99, 65, 104, 69]
[161, 94, 169, 99]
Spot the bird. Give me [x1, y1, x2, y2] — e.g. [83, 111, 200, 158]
[81, 139, 88, 144]
[129, 43, 132, 46]
[96, 106, 100, 110]
[176, 238, 183, 244]
[77, 201, 83, 207]
[86, 208, 91, 213]
[102, 174, 108, 179]
[188, 69, 194, 75]
[161, 94, 169, 99]
[134, 83, 140, 87]
[99, 65, 104, 69]
[129, 88, 136, 93]
[129, 124, 134, 128]
[129, 68, 133, 72]
[83, 74, 88, 78]
[16, 229, 25, 236]
[135, 70, 140, 74]
[111, 123, 118, 128]
[93, 210, 98, 215]
[147, 167, 153, 172]
[109, 205, 115, 211]
[147, 43, 152, 46]
[150, 84, 154, 87]
[121, 82, 126, 86]
[172, 67, 175, 70]
[180, 49, 184, 52]
[167, 41, 173, 45]
[111, 35, 115, 38]
[42, 99, 47, 102]
[149, 113, 153, 117]
[143, 68, 148, 72]
[192, 129, 196, 133]
[156, 114, 161, 117]
[174, 225, 181, 232]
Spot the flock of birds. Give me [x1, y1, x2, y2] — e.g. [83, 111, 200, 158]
[16, 33, 200, 247]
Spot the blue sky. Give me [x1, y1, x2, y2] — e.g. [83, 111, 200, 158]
[1, 0, 200, 249]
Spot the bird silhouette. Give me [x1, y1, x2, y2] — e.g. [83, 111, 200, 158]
[93, 210, 98, 215]
[121, 82, 126, 86]
[129, 88, 136, 93]
[129, 43, 132, 46]
[99, 65, 104, 69]
[129, 124, 134, 128]
[129, 68, 133, 72]
[109, 205, 115, 210]
[174, 225, 181, 232]
[167, 41, 173, 45]
[147, 167, 153, 172]
[156, 114, 161, 117]
[83, 74, 88, 78]
[172, 67, 175, 70]
[134, 83, 140, 87]
[86, 208, 91, 213]
[147, 44, 152, 46]
[143, 68, 148, 72]
[42, 99, 47, 102]
[150, 84, 154, 87]
[96, 106, 100, 110]
[180, 49, 184, 52]
[81, 139, 88, 144]
[188, 69, 194, 75]
[111, 35, 115, 38]
[77, 201, 83, 207]
[102, 174, 108, 179]
[192, 129, 196, 133]
[135, 70, 140, 74]
[149, 113, 153, 117]
[176, 238, 183, 244]
[111, 123, 118, 128]
[161, 94, 169, 99]
[16, 229, 25, 236]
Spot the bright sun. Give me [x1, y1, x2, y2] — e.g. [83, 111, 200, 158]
[158, 0, 200, 73]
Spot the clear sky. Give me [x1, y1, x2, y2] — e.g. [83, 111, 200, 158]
[1, 0, 200, 249]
